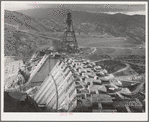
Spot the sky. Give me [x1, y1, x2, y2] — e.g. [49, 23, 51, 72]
[3, 1, 146, 15]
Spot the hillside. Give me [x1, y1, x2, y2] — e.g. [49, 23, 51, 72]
[5, 10, 54, 32]
[17, 8, 145, 43]
[4, 9, 145, 61]
[4, 10, 59, 61]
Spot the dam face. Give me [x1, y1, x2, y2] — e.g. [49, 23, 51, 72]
[24, 55, 59, 90]
[33, 60, 77, 111]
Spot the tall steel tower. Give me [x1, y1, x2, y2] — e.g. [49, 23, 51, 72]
[62, 12, 78, 53]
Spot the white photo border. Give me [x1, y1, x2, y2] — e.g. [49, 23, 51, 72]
[1, 1, 148, 121]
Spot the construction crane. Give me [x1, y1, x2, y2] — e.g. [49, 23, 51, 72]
[62, 12, 79, 53]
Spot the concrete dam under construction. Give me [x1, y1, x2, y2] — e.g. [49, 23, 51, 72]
[4, 52, 145, 112]
[4, 12, 145, 113]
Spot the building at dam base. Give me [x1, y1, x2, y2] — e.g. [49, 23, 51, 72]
[4, 57, 25, 90]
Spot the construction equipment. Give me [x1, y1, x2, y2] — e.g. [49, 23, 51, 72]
[62, 12, 79, 53]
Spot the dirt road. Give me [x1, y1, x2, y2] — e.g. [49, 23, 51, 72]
[89, 47, 97, 54]
[112, 63, 130, 75]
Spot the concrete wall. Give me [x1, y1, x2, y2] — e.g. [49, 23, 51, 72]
[31, 58, 50, 83]
[29, 56, 59, 83]
[33, 60, 77, 111]
[49, 58, 59, 72]
[24, 55, 50, 90]
[24, 55, 59, 91]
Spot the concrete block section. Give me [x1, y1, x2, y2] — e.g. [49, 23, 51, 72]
[33, 60, 77, 112]
[23, 54, 57, 90]
[31, 56, 50, 83]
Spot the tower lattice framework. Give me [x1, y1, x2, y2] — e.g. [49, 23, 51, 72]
[62, 12, 78, 52]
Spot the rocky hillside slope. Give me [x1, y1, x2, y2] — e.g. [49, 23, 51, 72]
[4, 10, 57, 61]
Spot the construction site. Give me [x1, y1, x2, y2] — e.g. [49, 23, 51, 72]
[4, 12, 146, 113]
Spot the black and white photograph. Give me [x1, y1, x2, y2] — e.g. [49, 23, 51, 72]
[1, 1, 148, 121]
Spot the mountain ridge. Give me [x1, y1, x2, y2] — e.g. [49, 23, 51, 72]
[16, 8, 145, 43]
[4, 9, 145, 61]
